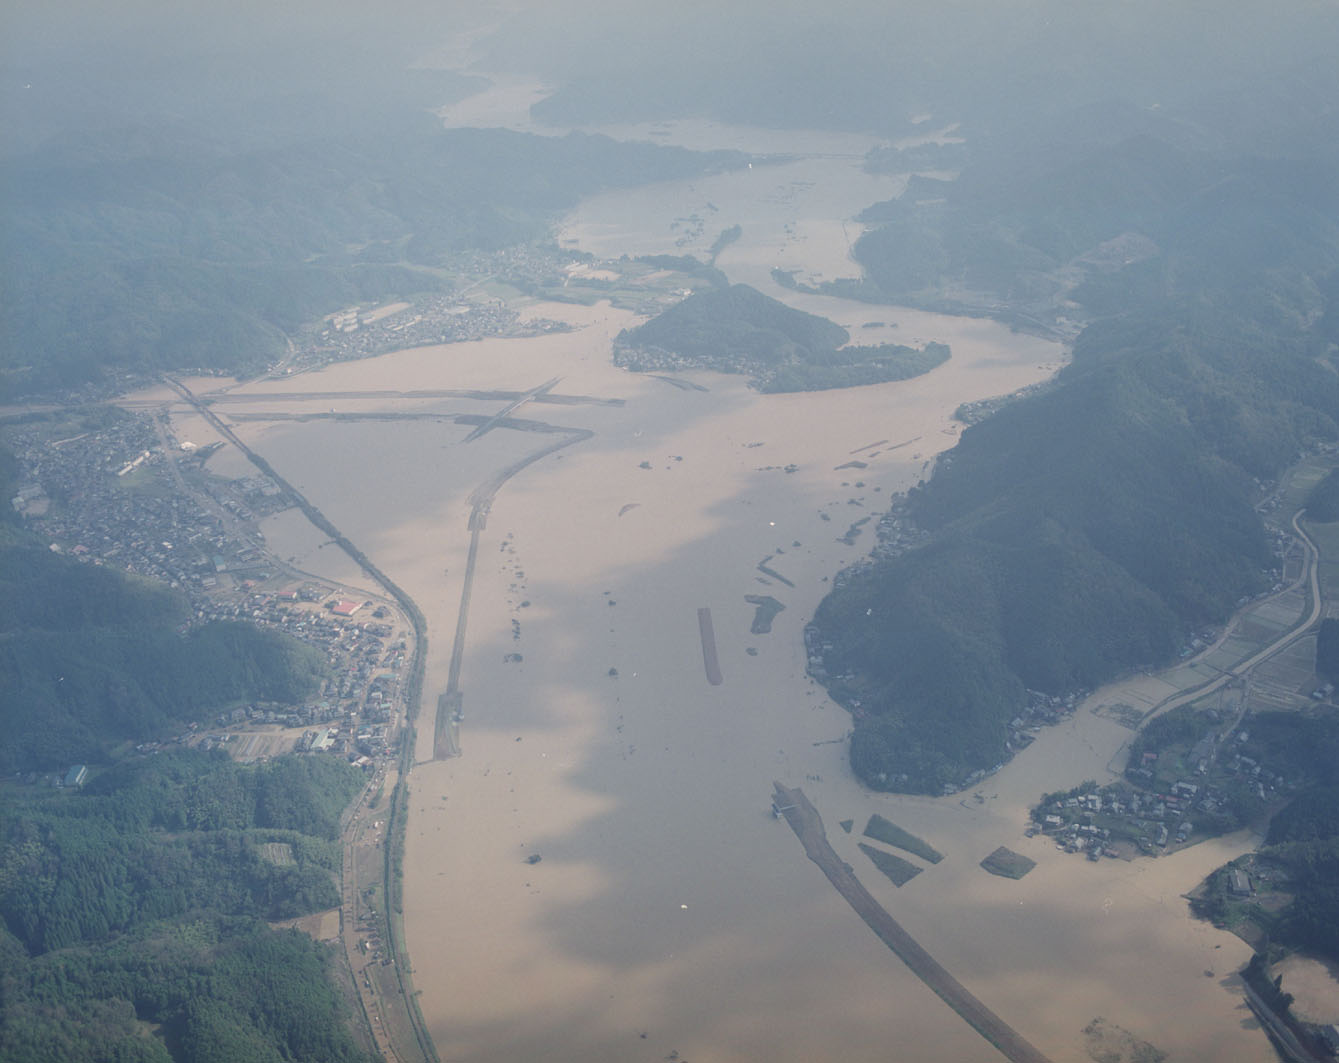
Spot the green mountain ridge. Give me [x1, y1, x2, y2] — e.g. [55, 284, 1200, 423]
[0, 531, 326, 772]
[815, 295, 1339, 792]
[1, 121, 746, 398]
[811, 101, 1339, 792]
[615, 282, 949, 392]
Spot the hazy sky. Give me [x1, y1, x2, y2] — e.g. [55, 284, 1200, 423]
[5, 0, 1338, 150]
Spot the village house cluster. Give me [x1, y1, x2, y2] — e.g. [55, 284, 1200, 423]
[165, 599, 406, 768]
[290, 297, 523, 373]
[6, 410, 414, 773]
[201, 588, 406, 720]
[1031, 784, 1191, 861]
[167, 584, 412, 769]
[277, 247, 579, 376]
[7, 415, 280, 596]
[1033, 726, 1301, 864]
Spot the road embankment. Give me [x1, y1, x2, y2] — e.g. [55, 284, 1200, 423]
[773, 782, 1052, 1063]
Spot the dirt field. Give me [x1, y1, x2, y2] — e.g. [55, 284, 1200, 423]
[226, 726, 304, 762]
[271, 907, 341, 941]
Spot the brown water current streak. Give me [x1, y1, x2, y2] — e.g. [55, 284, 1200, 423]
[771, 783, 1053, 1063]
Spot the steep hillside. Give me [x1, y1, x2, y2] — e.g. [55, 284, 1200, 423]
[0, 531, 326, 771]
[813, 288, 1339, 793]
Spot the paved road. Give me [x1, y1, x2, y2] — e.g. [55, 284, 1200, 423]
[164, 375, 436, 1062]
[339, 772, 408, 1063]
[462, 375, 559, 441]
[1139, 509, 1320, 726]
[129, 386, 623, 407]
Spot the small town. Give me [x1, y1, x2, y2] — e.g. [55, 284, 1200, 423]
[5, 404, 416, 783]
[1030, 704, 1307, 865]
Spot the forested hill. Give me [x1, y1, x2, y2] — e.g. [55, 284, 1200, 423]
[0, 449, 375, 1060]
[615, 283, 949, 392]
[500, 2, 1339, 141]
[0, 750, 373, 1063]
[0, 120, 744, 399]
[0, 47, 745, 403]
[0, 463, 326, 770]
[841, 109, 1339, 327]
[623, 282, 848, 355]
[810, 103, 1339, 794]
[814, 298, 1339, 791]
[0, 542, 326, 772]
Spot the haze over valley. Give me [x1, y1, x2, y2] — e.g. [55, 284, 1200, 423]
[5, 4, 1339, 1063]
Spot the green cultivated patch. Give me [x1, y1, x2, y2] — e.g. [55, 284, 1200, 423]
[980, 847, 1036, 879]
[744, 594, 786, 634]
[857, 843, 923, 887]
[862, 813, 943, 863]
[259, 841, 298, 867]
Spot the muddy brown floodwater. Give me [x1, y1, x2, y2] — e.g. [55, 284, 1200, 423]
[141, 74, 1278, 1061]
[188, 287, 1269, 1060]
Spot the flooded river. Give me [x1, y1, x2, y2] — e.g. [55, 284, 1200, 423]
[167, 79, 1274, 1061]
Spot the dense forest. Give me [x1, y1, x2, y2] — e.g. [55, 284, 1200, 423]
[0, 24, 746, 402]
[615, 283, 948, 392]
[1305, 469, 1339, 523]
[0, 750, 371, 1063]
[1190, 713, 1339, 964]
[0, 531, 326, 772]
[810, 77, 1339, 793]
[0, 440, 368, 1058]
